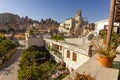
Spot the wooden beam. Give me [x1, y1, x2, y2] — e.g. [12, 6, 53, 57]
[115, 1, 120, 4]
[116, 1, 120, 3]
[116, 15, 120, 17]
[115, 20, 120, 22]
[115, 19, 120, 20]
[115, 16, 120, 19]
[116, 10, 120, 12]
[107, 0, 116, 48]
[117, 0, 120, 1]
[116, 3, 120, 8]
[115, 13, 120, 15]
[115, 16, 120, 17]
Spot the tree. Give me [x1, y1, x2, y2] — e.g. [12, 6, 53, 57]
[29, 30, 34, 36]
[0, 39, 16, 50]
[18, 46, 52, 80]
[0, 33, 5, 40]
[0, 46, 6, 54]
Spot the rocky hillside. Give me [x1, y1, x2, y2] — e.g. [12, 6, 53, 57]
[0, 13, 25, 25]
[0, 13, 59, 33]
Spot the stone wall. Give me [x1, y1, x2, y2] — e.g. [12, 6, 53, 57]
[27, 36, 45, 47]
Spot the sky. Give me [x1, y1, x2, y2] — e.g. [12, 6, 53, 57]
[0, 0, 110, 23]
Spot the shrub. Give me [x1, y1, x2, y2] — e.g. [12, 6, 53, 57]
[18, 46, 52, 80]
[0, 33, 6, 40]
[51, 34, 64, 41]
[0, 40, 16, 50]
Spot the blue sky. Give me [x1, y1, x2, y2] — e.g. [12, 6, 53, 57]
[0, 0, 110, 23]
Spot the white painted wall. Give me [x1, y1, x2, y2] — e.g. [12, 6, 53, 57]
[58, 19, 73, 33]
[63, 48, 89, 72]
[44, 38, 90, 72]
[64, 19, 73, 29]
[95, 21, 108, 34]
[94, 19, 120, 34]
[60, 23, 65, 27]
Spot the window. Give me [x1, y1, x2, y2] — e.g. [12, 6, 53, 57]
[60, 46, 62, 50]
[67, 50, 70, 58]
[72, 53, 77, 62]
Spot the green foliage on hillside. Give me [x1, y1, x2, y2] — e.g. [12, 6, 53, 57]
[0, 33, 6, 40]
[0, 40, 16, 50]
[0, 33, 17, 60]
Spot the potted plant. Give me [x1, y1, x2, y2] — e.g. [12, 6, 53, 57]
[92, 42, 116, 67]
[74, 72, 95, 80]
[99, 30, 107, 45]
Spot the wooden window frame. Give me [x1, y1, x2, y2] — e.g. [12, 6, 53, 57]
[60, 46, 62, 50]
[72, 53, 77, 62]
[67, 50, 70, 58]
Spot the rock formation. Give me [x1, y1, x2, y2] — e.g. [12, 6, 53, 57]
[74, 9, 83, 22]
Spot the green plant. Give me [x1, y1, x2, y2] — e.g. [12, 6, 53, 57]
[74, 72, 95, 80]
[51, 34, 64, 41]
[29, 30, 34, 36]
[0, 33, 5, 40]
[100, 30, 119, 47]
[57, 74, 67, 80]
[100, 30, 107, 39]
[92, 41, 116, 58]
[18, 46, 52, 80]
[111, 32, 119, 47]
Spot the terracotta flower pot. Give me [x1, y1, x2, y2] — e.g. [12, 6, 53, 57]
[97, 55, 114, 67]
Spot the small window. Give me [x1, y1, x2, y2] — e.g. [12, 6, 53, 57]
[60, 46, 62, 50]
[72, 53, 77, 62]
[67, 50, 70, 58]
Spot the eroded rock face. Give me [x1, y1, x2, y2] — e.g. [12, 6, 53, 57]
[0, 13, 25, 25]
[58, 9, 84, 37]
[73, 9, 83, 37]
[74, 9, 82, 20]
[74, 9, 83, 22]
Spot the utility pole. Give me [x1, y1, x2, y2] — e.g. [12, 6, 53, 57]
[106, 0, 116, 48]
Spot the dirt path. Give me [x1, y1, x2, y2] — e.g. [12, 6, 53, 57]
[0, 47, 24, 80]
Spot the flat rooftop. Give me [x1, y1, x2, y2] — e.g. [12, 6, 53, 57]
[64, 37, 90, 51]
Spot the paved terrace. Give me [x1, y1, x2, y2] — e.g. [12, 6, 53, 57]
[63, 54, 120, 80]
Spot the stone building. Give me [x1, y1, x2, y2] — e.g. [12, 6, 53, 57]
[44, 37, 92, 72]
[58, 9, 88, 37]
[25, 31, 45, 47]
